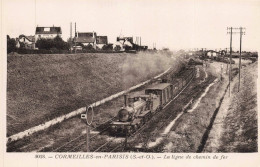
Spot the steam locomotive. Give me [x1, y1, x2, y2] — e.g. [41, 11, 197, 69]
[109, 67, 195, 136]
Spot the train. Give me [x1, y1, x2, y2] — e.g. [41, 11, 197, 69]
[109, 66, 195, 136]
[199, 53, 235, 64]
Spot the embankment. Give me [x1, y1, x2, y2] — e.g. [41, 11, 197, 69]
[7, 52, 184, 136]
[204, 62, 258, 152]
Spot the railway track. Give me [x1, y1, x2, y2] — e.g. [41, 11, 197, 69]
[89, 72, 199, 152]
[38, 116, 117, 152]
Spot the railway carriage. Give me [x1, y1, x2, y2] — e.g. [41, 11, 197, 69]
[145, 83, 173, 108]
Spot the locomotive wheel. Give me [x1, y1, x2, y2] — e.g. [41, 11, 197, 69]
[133, 125, 138, 131]
[148, 113, 152, 119]
[142, 117, 146, 124]
[143, 116, 147, 123]
[126, 128, 132, 135]
[137, 122, 141, 128]
[138, 120, 143, 127]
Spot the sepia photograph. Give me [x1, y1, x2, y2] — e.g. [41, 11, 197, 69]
[1, 0, 260, 166]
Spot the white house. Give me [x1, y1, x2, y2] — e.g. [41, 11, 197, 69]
[35, 26, 62, 42]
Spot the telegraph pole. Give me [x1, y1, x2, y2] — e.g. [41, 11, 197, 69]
[74, 22, 77, 54]
[227, 27, 246, 94]
[227, 27, 233, 97]
[224, 47, 228, 74]
[70, 22, 72, 53]
[238, 27, 246, 92]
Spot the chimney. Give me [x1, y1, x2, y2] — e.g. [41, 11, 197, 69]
[75, 22, 77, 37]
[70, 22, 72, 39]
[124, 94, 128, 107]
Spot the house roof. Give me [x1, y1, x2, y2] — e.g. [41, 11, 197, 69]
[96, 36, 108, 44]
[19, 35, 35, 42]
[26, 36, 35, 42]
[35, 26, 62, 34]
[117, 37, 133, 43]
[76, 32, 96, 43]
[146, 83, 172, 90]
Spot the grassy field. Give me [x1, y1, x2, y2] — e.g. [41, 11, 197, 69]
[7, 52, 181, 136]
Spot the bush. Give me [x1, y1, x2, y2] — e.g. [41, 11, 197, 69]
[102, 44, 113, 51]
[124, 45, 132, 51]
[15, 48, 70, 54]
[114, 45, 121, 51]
[83, 44, 95, 51]
[36, 36, 69, 50]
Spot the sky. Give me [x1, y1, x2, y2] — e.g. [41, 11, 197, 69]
[3, 0, 260, 51]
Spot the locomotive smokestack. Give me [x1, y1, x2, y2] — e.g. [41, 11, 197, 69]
[124, 94, 128, 107]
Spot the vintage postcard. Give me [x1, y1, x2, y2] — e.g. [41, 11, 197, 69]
[1, 0, 259, 166]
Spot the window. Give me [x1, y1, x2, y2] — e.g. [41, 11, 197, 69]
[44, 27, 50, 31]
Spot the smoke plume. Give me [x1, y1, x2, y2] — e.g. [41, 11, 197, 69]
[122, 51, 185, 88]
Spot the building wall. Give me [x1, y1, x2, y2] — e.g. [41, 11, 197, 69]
[96, 44, 105, 49]
[207, 52, 217, 57]
[81, 42, 94, 46]
[35, 34, 62, 42]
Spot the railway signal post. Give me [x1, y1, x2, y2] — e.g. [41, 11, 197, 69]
[81, 106, 94, 152]
[124, 131, 128, 151]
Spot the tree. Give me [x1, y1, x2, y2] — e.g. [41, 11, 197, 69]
[53, 36, 69, 50]
[36, 36, 69, 50]
[36, 38, 53, 50]
[7, 35, 16, 53]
